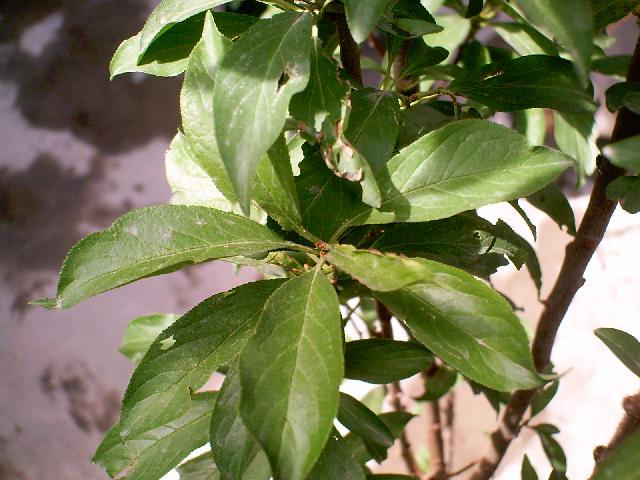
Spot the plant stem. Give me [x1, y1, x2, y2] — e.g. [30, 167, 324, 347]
[468, 29, 640, 480]
[377, 302, 422, 477]
[590, 391, 640, 477]
[425, 395, 446, 479]
[327, 11, 362, 87]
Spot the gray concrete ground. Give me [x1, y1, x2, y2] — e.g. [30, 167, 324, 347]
[0, 3, 638, 480]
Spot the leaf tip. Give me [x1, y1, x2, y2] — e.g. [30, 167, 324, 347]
[30, 297, 62, 310]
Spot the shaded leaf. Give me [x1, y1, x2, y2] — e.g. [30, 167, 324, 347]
[527, 184, 577, 235]
[595, 328, 640, 378]
[239, 271, 343, 480]
[537, 430, 567, 473]
[119, 313, 179, 364]
[308, 430, 366, 480]
[593, 55, 632, 77]
[94, 392, 217, 480]
[290, 34, 349, 131]
[466, 0, 484, 17]
[253, 134, 303, 232]
[342, 88, 400, 208]
[110, 15, 202, 78]
[214, 12, 312, 212]
[514, 0, 593, 85]
[210, 367, 271, 480]
[211, 11, 258, 39]
[605, 82, 640, 115]
[415, 365, 457, 402]
[521, 454, 539, 480]
[396, 102, 453, 149]
[450, 56, 596, 113]
[34, 206, 293, 309]
[138, 0, 230, 55]
[342, 412, 414, 464]
[606, 176, 640, 214]
[369, 215, 509, 278]
[591, 0, 640, 30]
[117, 280, 283, 438]
[531, 380, 560, 417]
[345, 339, 433, 384]
[338, 393, 394, 448]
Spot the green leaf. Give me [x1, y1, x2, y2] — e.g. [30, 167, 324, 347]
[400, 40, 449, 77]
[119, 313, 179, 364]
[177, 453, 220, 480]
[369, 215, 508, 278]
[138, 0, 230, 56]
[429, 14, 471, 62]
[344, 0, 394, 43]
[342, 119, 571, 233]
[604, 135, 640, 172]
[180, 13, 236, 201]
[213, 12, 312, 213]
[606, 82, 640, 115]
[210, 367, 271, 480]
[117, 280, 284, 438]
[342, 88, 400, 208]
[521, 454, 539, 480]
[110, 13, 207, 78]
[450, 56, 596, 113]
[595, 328, 640, 378]
[606, 176, 640, 214]
[327, 244, 434, 292]
[591, 0, 640, 30]
[553, 112, 598, 183]
[367, 476, 418, 480]
[290, 34, 349, 131]
[527, 184, 577, 235]
[466, 0, 485, 17]
[491, 22, 558, 56]
[592, 429, 640, 480]
[374, 262, 542, 391]
[593, 55, 632, 77]
[211, 12, 259, 39]
[514, 0, 593, 86]
[532, 423, 561, 435]
[239, 271, 343, 480]
[344, 339, 433, 384]
[537, 430, 567, 473]
[415, 365, 457, 402]
[396, 103, 453, 149]
[94, 392, 217, 480]
[531, 380, 560, 416]
[338, 393, 394, 447]
[253, 134, 303, 232]
[34, 205, 294, 309]
[308, 430, 366, 480]
[296, 150, 369, 241]
[165, 134, 245, 213]
[342, 412, 414, 464]
[515, 109, 547, 146]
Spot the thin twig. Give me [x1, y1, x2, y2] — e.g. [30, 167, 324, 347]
[468, 29, 640, 480]
[377, 302, 422, 477]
